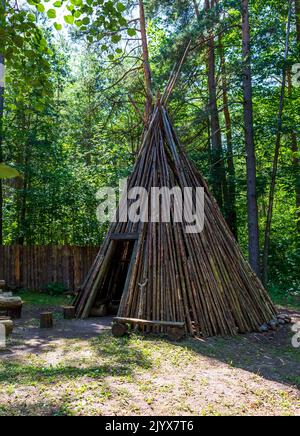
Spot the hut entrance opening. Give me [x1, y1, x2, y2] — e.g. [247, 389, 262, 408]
[91, 239, 136, 316]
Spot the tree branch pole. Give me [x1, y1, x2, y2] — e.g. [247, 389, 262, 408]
[241, 0, 260, 277]
[262, 1, 293, 286]
[139, 0, 153, 125]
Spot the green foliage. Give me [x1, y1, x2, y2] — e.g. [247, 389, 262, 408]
[0, 0, 299, 297]
[16, 290, 70, 306]
[0, 164, 19, 179]
[45, 282, 67, 296]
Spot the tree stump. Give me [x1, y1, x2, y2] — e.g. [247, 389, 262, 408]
[112, 322, 129, 337]
[40, 312, 53, 329]
[0, 317, 13, 336]
[63, 306, 75, 320]
[0, 280, 5, 292]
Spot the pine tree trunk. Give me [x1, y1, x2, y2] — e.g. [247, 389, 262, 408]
[0, 51, 4, 245]
[262, 1, 292, 285]
[219, 36, 238, 239]
[205, 0, 227, 210]
[0, 0, 5, 245]
[241, 0, 260, 277]
[139, 0, 152, 124]
[294, 0, 300, 235]
[288, 69, 300, 235]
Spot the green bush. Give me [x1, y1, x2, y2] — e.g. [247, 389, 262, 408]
[44, 282, 67, 296]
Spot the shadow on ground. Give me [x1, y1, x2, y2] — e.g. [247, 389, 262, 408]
[0, 305, 299, 394]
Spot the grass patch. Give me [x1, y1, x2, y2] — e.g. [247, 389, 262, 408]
[15, 290, 71, 307]
[0, 303, 299, 416]
[269, 285, 300, 311]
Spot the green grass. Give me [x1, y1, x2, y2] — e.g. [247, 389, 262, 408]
[15, 290, 71, 307]
[269, 285, 300, 311]
[0, 332, 299, 416]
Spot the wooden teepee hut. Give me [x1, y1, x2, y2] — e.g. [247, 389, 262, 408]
[74, 98, 277, 337]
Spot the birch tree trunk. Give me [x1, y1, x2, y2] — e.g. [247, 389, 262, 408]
[241, 0, 260, 276]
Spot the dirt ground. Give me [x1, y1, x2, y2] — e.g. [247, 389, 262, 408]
[0, 304, 299, 416]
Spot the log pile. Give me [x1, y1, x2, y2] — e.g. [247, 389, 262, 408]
[74, 102, 277, 337]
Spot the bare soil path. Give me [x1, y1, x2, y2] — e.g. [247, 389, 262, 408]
[0, 305, 299, 416]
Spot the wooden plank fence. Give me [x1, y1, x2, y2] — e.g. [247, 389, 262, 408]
[0, 246, 99, 291]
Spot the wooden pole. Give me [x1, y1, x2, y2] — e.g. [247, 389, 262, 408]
[139, 0, 153, 124]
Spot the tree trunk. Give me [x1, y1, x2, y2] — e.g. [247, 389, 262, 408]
[139, 0, 152, 124]
[241, 0, 260, 277]
[0, 0, 5, 245]
[219, 36, 238, 239]
[262, 1, 292, 285]
[292, 137, 300, 235]
[0, 52, 4, 245]
[193, 0, 200, 18]
[204, 0, 227, 210]
[288, 68, 300, 235]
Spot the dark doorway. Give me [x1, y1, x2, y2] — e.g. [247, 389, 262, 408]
[92, 240, 136, 316]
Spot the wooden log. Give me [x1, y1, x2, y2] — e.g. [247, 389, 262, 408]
[114, 317, 185, 328]
[0, 297, 23, 319]
[63, 306, 75, 320]
[112, 322, 129, 337]
[0, 280, 5, 291]
[40, 312, 53, 329]
[0, 297, 22, 309]
[0, 317, 13, 336]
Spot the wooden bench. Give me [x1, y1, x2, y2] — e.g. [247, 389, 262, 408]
[112, 317, 186, 340]
[0, 296, 23, 319]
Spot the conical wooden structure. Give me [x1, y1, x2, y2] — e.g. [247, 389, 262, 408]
[75, 103, 276, 337]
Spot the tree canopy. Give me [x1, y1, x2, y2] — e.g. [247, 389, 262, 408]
[0, 0, 299, 302]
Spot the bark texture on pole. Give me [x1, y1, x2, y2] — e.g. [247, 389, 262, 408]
[139, 0, 152, 125]
[262, 1, 292, 286]
[241, 0, 260, 277]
